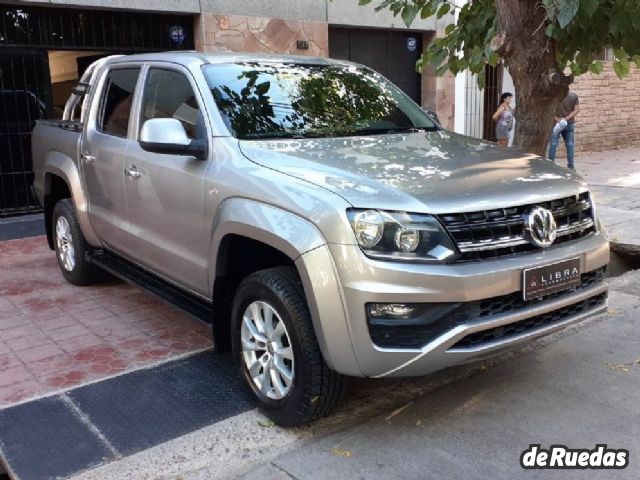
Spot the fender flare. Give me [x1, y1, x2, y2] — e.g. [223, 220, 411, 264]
[209, 198, 325, 270]
[209, 198, 361, 375]
[43, 151, 101, 247]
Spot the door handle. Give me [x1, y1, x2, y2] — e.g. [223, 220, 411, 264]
[124, 166, 141, 178]
[82, 154, 96, 163]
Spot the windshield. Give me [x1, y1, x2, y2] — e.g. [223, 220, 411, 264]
[203, 62, 438, 140]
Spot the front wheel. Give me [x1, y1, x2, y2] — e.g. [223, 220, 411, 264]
[231, 267, 346, 426]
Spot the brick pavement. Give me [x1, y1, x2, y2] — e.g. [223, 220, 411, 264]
[0, 236, 213, 408]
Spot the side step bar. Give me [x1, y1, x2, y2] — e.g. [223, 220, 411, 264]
[86, 250, 213, 324]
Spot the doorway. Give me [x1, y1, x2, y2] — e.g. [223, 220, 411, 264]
[482, 64, 504, 142]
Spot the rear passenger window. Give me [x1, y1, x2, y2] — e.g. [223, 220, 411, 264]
[140, 69, 203, 140]
[99, 68, 140, 137]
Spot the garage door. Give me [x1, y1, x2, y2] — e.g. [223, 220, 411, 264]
[329, 28, 423, 103]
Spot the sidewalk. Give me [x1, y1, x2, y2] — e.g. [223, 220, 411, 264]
[575, 147, 640, 254]
[0, 236, 212, 408]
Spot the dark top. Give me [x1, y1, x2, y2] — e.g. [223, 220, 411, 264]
[557, 91, 579, 123]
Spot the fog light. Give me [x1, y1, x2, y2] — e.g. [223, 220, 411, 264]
[367, 303, 415, 319]
[394, 228, 420, 252]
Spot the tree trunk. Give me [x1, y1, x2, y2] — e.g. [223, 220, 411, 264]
[494, 0, 572, 156]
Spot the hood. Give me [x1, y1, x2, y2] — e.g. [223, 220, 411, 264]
[238, 131, 588, 214]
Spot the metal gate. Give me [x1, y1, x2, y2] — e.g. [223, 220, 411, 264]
[0, 4, 195, 215]
[0, 49, 51, 215]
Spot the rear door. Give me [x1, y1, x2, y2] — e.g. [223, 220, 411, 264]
[82, 66, 141, 251]
[122, 65, 211, 295]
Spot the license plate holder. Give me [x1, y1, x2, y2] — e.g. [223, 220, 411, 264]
[523, 257, 582, 301]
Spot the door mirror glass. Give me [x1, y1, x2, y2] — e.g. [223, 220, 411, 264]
[139, 118, 206, 160]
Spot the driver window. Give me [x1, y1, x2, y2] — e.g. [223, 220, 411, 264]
[140, 68, 204, 140]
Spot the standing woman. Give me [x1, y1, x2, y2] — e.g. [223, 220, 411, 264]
[493, 92, 514, 146]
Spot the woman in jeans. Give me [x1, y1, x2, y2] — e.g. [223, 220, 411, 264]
[492, 92, 514, 146]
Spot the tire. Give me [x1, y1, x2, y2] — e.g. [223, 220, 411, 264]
[231, 267, 346, 426]
[52, 198, 103, 286]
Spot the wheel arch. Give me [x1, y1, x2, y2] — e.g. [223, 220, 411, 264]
[43, 152, 100, 249]
[207, 198, 356, 373]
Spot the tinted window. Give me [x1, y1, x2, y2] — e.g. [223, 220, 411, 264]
[203, 62, 437, 140]
[99, 68, 140, 137]
[140, 69, 202, 140]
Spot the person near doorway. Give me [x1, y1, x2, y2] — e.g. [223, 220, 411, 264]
[492, 92, 514, 146]
[548, 90, 580, 170]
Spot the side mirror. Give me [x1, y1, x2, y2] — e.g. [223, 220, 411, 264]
[139, 118, 207, 160]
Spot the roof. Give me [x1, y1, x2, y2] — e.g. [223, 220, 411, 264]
[107, 51, 356, 68]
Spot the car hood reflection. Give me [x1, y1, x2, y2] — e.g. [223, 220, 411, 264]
[239, 131, 588, 213]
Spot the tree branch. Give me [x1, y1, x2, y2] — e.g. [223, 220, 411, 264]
[548, 70, 573, 87]
[490, 31, 507, 56]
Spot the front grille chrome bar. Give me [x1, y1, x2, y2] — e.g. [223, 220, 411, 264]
[456, 215, 595, 253]
[556, 217, 595, 237]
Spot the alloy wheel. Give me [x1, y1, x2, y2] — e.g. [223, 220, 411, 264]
[55, 216, 75, 272]
[240, 301, 294, 400]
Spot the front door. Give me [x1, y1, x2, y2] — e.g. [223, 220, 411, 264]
[82, 67, 141, 251]
[123, 66, 210, 295]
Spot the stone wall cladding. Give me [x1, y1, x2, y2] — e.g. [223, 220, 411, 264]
[421, 32, 455, 130]
[196, 14, 328, 57]
[557, 64, 640, 156]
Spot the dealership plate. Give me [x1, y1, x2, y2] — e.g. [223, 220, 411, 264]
[523, 257, 581, 301]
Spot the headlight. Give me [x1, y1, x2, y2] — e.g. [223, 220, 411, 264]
[347, 209, 459, 263]
[352, 210, 384, 248]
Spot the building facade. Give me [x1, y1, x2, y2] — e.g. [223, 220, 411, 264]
[0, 0, 453, 215]
[455, 59, 640, 157]
[4, 0, 632, 216]
[565, 64, 640, 156]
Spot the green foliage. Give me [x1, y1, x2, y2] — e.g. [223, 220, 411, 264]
[210, 64, 426, 138]
[358, 0, 640, 84]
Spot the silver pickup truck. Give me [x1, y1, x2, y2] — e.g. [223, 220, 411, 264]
[32, 52, 609, 426]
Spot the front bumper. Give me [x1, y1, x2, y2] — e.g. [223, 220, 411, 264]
[325, 231, 609, 377]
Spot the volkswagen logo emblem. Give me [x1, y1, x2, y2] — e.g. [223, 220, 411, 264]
[525, 207, 557, 248]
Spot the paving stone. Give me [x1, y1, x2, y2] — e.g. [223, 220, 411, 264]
[9, 332, 52, 352]
[14, 343, 65, 364]
[0, 236, 212, 408]
[0, 365, 33, 388]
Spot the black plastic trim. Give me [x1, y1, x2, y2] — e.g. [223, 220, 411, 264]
[86, 250, 213, 324]
[367, 267, 607, 349]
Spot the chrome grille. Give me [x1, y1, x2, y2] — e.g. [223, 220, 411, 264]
[439, 192, 596, 261]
